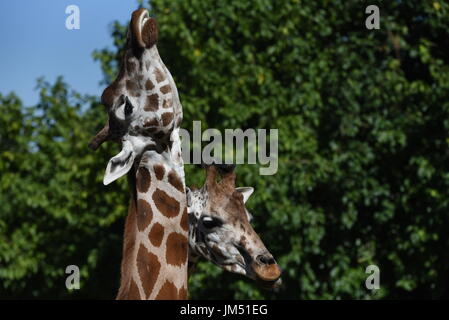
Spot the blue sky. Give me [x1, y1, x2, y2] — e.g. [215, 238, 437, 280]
[0, 0, 144, 106]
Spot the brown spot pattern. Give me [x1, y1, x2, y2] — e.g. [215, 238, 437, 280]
[145, 79, 155, 90]
[166, 232, 188, 266]
[137, 199, 153, 231]
[152, 189, 180, 218]
[143, 117, 159, 128]
[160, 84, 171, 94]
[168, 170, 184, 192]
[126, 80, 140, 97]
[136, 244, 161, 299]
[180, 207, 188, 232]
[178, 286, 188, 300]
[126, 59, 136, 72]
[162, 98, 172, 108]
[144, 94, 159, 111]
[153, 164, 165, 180]
[148, 222, 164, 247]
[155, 280, 178, 300]
[161, 112, 174, 127]
[154, 68, 165, 83]
[126, 279, 141, 300]
[137, 167, 151, 193]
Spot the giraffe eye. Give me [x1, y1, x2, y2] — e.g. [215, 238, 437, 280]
[124, 97, 133, 116]
[202, 216, 223, 229]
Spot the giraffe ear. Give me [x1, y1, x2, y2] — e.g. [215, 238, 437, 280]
[235, 187, 254, 203]
[103, 141, 136, 185]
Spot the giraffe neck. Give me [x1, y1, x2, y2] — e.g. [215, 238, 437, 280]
[117, 150, 188, 300]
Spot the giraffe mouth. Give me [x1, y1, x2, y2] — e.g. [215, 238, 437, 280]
[131, 8, 158, 48]
[236, 245, 282, 289]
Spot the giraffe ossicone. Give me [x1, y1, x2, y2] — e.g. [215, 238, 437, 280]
[89, 8, 188, 300]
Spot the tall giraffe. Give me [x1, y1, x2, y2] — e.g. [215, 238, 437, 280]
[187, 165, 282, 289]
[89, 9, 188, 300]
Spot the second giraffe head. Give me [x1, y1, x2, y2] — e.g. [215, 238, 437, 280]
[187, 165, 282, 289]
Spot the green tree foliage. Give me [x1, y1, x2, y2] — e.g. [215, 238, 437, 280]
[1, 0, 449, 299]
[0, 79, 127, 298]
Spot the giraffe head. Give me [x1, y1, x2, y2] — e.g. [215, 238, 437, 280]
[187, 165, 282, 289]
[88, 9, 181, 185]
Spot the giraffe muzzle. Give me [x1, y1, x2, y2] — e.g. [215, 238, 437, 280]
[251, 254, 282, 289]
[252, 260, 282, 281]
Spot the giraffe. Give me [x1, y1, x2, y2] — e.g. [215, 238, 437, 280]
[89, 8, 188, 300]
[187, 164, 282, 289]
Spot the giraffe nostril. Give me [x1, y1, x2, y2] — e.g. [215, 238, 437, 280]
[256, 255, 276, 266]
